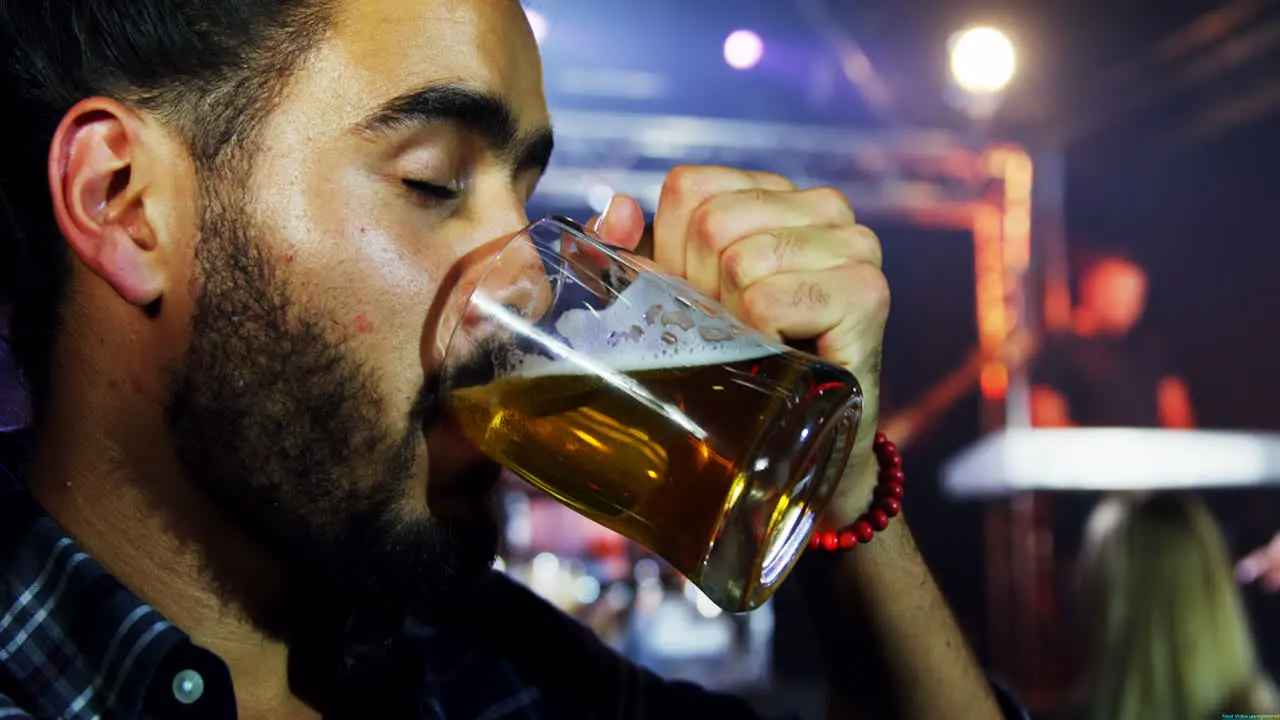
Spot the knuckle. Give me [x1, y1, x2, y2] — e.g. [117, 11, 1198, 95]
[791, 281, 830, 309]
[662, 165, 701, 204]
[759, 171, 796, 190]
[689, 203, 726, 251]
[744, 187, 772, 206]
[739, 285, 778, 328]
[668, 164, 699, 191]
[807, 185, 855, 221]
[721, 244, 757, 289]
[769, 228, 805, 265]
[849, 224, 883, 266]
[862, 268, 892, 315]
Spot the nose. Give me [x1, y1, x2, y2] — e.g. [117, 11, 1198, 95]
[422, 198, 536, 369]
[465, 198, 532, 261]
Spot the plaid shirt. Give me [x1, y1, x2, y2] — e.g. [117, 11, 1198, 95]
[0, 461, 1025, 720]
[0, 466, 775, 720]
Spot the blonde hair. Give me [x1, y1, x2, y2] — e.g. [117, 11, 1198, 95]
[1077, 492, 1275, 720]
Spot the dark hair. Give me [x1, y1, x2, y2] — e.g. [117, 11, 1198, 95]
[0, 0, 333, 420]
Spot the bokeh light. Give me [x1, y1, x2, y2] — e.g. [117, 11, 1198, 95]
[724, 30, 764, 71]
[949, 26, 1016, 94]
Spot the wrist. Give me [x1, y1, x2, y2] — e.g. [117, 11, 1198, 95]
[810, 432, 904, 552]
[827, 461, 878, 527]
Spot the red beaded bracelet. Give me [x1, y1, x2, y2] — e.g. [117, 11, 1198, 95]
[809, 431, 904, 552]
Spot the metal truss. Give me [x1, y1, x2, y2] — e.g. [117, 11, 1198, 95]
[538, 109, 1028, 230]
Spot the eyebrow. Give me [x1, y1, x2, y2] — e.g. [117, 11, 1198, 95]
[356, 83, 554, 175]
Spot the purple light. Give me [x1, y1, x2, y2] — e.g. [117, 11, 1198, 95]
[724, 30, 764, 70]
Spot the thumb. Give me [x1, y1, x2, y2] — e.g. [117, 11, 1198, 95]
[587, 194, 645, 250]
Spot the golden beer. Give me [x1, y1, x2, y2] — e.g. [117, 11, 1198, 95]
[440, 217, 862, 611]
[448, 350, 858, 611]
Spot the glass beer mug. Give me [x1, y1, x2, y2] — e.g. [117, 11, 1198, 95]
[440, 217, 862, 612]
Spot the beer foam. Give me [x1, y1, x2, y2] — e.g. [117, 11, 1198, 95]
[512, 271, 778, 377]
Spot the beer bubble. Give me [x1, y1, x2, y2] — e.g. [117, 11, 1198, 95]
[513, 272, 779, 377]
[644, 305, 663, 326]
[698, 326, 734, 342]
[661, 312, 696, 331]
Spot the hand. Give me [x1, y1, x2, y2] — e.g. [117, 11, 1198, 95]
[1237, 532, 1280, 591]
[590, 167, 888, 523]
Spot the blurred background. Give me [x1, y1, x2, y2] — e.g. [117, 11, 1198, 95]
[510, 0, 1280, 715]
[6, 0, 1280, 716]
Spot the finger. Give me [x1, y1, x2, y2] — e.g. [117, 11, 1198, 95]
[720, 224, 881, 301]
[573, 194, 646, 270]
[684, 186, 858, 301]
[652, 166, 793, 277]
[736, 264, 889, 474]
[1262, 568, 1280, 593]
[735, 263, 890, 366]
[587, 194, 646, 250]
[1238, 557, 1265, 583]
[1237, 544, 1280, 583]
[1256, 537, 1280, 573]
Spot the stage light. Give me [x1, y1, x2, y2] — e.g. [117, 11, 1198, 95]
[724, 30, 764, 71]
[525, 8, 548, 45]
[949, 26, 1015, 94]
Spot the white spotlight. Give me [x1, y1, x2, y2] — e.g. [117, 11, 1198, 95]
[949, 26, 1016, 95]
[724, 30, 764, 71]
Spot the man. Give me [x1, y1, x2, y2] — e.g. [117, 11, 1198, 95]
[0, 1, 1019, 717]
[1031, 252, 1195, 429]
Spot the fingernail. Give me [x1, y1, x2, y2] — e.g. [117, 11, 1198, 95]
[590, 196, 616, 233]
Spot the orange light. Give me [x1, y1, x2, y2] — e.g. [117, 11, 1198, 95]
[973, 203, 1007, 347]
[980, 362, 1009, 399]
[1044, 284, 1072, 331]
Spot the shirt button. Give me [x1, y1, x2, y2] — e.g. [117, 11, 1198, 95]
[171, 669, 205, 705]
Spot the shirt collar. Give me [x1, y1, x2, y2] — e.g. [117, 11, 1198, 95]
[0, 485, 236, 719]
[0, 470, 443, 719]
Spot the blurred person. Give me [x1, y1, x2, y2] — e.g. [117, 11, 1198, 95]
[1236, 531, 1280, 592]
[0, 0, 1020, 718]
[1031, 252, 1195, 429]
[1063, 492, 1276, 720]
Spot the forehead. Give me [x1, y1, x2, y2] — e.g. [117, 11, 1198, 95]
[302, 0, 547, 128]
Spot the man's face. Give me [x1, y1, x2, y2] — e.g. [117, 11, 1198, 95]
[1080, 258, 1148, 335]
[165, 0, 550, 620]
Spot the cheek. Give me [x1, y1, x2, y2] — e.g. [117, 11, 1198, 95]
[354, 311, 376, 335]
[284, 201, 445, 411]
[249, 149, 455, 409]
[330, 224, 441, 404]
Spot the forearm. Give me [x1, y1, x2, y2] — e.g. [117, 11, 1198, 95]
[797, 496, 1001, 719]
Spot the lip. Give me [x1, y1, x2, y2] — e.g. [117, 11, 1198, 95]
[425, 462, 503, 521]
[424, 418, 497, 492]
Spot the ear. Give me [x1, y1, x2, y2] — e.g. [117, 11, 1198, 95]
[48, 98, 166, 308]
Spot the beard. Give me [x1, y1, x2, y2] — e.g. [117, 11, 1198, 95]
[164, 170, 502, 638]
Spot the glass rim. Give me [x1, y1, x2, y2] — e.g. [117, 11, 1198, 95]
[439, 215, 648, 370]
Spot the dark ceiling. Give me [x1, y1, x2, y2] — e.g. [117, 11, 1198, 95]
[533, 0, 1280, 148]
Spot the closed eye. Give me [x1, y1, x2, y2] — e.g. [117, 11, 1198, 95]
[403, 179, 461, 201]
